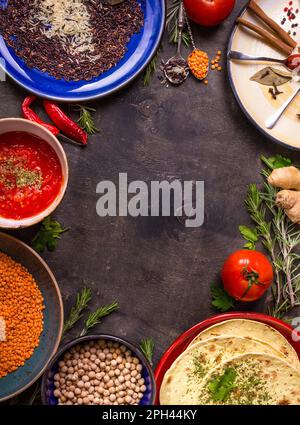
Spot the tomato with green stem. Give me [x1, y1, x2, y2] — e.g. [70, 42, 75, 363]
[221, 250, 273, 302]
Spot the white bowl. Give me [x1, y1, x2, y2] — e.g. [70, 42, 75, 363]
[0, 118, 69, 229]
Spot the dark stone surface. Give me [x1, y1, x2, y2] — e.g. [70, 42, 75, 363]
[0, 0, 299, 400]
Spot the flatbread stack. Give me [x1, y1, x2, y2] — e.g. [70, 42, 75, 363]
[160, 319, 300, 405]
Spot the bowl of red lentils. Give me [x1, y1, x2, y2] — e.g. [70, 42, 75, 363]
[41, 334, 156, 405]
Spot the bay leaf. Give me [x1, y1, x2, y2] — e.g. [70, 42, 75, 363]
[250, 66, 292, 86]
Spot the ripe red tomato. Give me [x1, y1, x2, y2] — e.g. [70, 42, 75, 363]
[184, 0, 236, 27]
[221, 250, 273, 302]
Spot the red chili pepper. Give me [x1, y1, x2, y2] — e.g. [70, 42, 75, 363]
[22, 96, 60, 136]
[43, 101, 88, 145]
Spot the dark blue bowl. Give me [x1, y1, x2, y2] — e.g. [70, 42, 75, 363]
[0, 0, 166, 101]
[41, 334, 156, 405]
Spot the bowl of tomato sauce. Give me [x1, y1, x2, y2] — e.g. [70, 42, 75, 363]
[0, 118, 68, 228]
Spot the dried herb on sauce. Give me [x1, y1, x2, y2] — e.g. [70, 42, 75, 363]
[0, 156, 42, 190]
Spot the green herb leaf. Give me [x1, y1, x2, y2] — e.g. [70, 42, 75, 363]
[239, 225, 258, 250]
[208, 367, 237, 402]
[250, 67, 292, 86]
[143, 49, 160, 86]
[80, 301, 119, 336]
[63, 288, 92, 335]
[74, 105, 99, 135]
[31, 216, 69, 253]
[211, 286, 235, 312]
[139, 339, 154, 365]
[166, 0, 191, 48]
[261, 155, 292, 170]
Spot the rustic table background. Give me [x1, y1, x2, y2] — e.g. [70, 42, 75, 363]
[1, 0, 299, 403]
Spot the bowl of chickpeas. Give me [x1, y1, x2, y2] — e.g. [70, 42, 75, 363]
[41, 334, 156, 405]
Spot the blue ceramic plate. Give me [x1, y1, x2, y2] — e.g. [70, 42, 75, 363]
[0, 0, 165, 102]
[0, 232, 63, 402]
[42, 334, 156, 405]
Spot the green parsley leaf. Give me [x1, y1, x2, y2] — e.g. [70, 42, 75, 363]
[31, 216, 69, 253]
[208, 367, 237, 402]
[211, 286, 235, 312]
[239, 225, 258, 250]
[261, 155, 292, 170]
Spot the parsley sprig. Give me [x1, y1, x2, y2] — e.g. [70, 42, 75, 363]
[208, 367, 237, 402]
[31, 216, 68, 253]
[211, 286, 235, 312]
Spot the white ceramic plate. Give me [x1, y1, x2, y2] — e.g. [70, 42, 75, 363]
[228, 0, 300, 150]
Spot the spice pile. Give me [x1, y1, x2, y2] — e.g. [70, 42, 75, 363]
[0, 252, 44, 378]
[281, 1, 299, 37]
[0, 0, 144, 81]
[53, 339, 147, 405]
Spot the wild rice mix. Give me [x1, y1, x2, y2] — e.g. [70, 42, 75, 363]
[0, 0, 144, 81]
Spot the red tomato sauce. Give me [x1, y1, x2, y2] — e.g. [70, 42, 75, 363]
[0, 132, 63, 220]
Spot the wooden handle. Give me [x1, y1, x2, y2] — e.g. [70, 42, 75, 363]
[237, 18, 294, 56]
[248, 0, 297, 49]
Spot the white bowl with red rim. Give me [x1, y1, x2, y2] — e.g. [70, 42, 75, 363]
[0, 118, 68, 229]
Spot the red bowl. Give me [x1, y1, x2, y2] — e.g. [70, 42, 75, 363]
[155, 312, 300, 404]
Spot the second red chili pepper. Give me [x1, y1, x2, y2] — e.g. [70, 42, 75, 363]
[43, 101, 88, 145]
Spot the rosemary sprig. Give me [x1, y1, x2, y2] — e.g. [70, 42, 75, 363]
[166, 0, 191, 47]
[143, 49, 161, 86]
[63, 288, 92, 335]
[139, 339, 154, 366]
[74, 105, 99, 135]
[242, 156, 300, 319]
[80, 301, 119, 336]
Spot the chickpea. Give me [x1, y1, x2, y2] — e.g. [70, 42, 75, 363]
[109, 394, 116, 402]
[54, 389, 60, 398]
[125, 395, 132, 404]
[107, 380, 114, 388]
